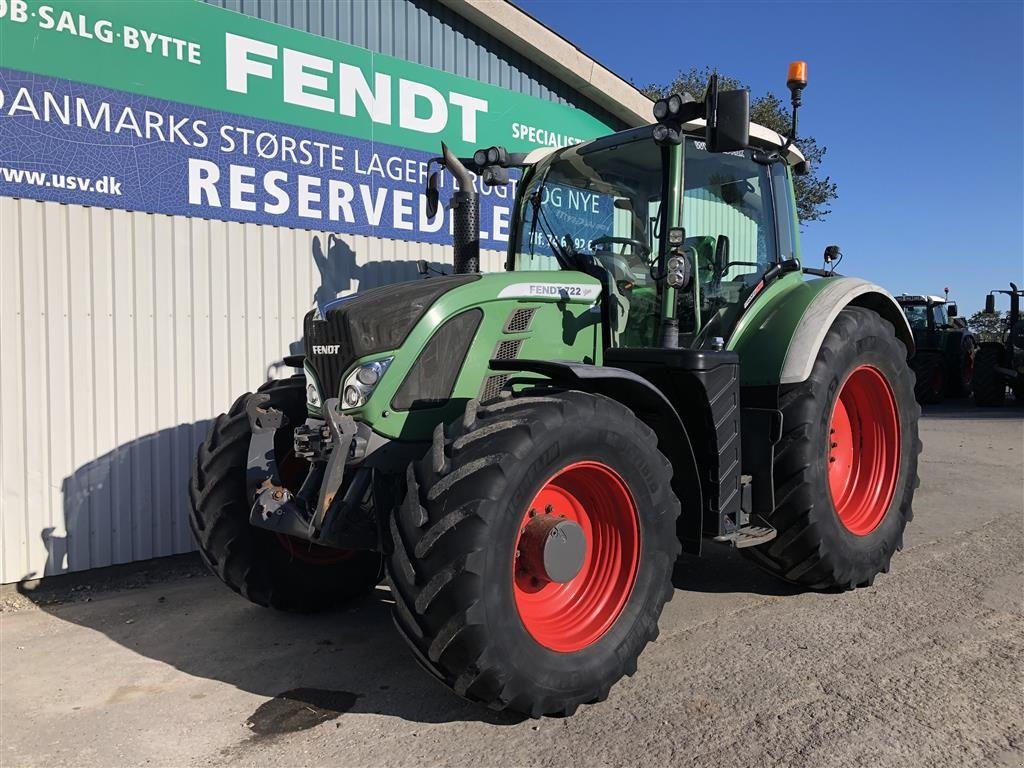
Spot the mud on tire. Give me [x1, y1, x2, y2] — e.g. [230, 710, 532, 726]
[386, 390, 681, 717]
[189, 376, 383, 612]
[743, 307, 921, 590]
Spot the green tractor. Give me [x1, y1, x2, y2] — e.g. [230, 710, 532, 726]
[896, 291, 976, 403]
[189, 64, 920, 717]
[973, 283, 1024, 406]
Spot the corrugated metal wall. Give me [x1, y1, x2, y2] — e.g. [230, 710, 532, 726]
[0, 197, 504, 581]
[1, 0, 622, 582]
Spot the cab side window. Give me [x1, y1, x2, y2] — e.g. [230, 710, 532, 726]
[682, 141, 778, 286]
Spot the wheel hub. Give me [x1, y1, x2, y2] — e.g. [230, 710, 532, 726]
[517, 515, 587, 584]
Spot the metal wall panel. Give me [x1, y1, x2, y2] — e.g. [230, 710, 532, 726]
[0, 197, 505, 582]
[200, 0, 624, 129]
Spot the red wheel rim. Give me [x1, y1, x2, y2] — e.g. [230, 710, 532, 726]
[513, 461, 640, 653]
[827, 365, 901, 536]
[275, 533, 355, 565]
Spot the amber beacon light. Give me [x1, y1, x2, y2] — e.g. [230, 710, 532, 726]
[787, 60, 808, 91]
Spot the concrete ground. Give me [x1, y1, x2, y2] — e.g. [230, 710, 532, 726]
[2, 401, 1022, 768]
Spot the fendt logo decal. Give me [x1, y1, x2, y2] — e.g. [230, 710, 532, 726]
[497, 283, 601, 301]
[312, 344, 341, 355]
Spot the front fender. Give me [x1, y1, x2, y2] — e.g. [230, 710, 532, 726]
[729, 275, 914, 386]
[490, 359, 705, 555]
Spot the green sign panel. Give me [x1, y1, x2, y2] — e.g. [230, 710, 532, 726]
[0, 0, 614, 156]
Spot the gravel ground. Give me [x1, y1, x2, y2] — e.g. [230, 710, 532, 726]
[2, 401, 1022, 767]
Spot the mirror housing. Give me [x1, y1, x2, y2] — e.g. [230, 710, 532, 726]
[947, 302, 958, 318]
[652, 74, 749, 152]
[425, 171, 440, 219]
[984, 294, 996, 314]
[705, 76, 749, 153]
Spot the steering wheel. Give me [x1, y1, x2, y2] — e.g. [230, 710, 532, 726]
[591, 235, 651, 259]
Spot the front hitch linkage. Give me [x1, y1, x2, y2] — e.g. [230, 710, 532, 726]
[245, 394, 360, 544]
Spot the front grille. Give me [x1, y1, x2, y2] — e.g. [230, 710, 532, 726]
[304, 311, 352, 403]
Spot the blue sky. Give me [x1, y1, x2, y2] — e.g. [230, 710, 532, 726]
[517, 0, 1023, 314]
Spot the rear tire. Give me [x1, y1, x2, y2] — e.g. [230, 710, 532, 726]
[189, 376, 383, 612]
[946, 336, 975, 397]
[744, 307, 920, 590]
[386, 391, 680, 717]
[973, 346, 1006, 406]
[910, 351, 944, 404]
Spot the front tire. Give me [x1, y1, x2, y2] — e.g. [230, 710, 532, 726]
[189, 376, 383, 612]
[744, 307, 921, 590]
[386, 391, 680, 717]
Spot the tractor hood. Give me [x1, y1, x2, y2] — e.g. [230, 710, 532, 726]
[304, 275, 480, 408]
[302, 271, 604, 441]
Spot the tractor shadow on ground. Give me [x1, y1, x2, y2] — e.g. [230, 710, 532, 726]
[673, 544, 803, 597]
[16, 570, 526, 728]
[14, 545, 803, 732]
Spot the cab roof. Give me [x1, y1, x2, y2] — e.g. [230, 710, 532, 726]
[896, 294, 947, 305]
[522, 122, 807, 167]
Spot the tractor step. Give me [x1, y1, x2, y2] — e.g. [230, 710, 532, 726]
[714, 521, 778, 548]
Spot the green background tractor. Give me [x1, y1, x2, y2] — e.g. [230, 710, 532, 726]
[189, 64, 921, 717]
[973, 283, 1024, 405]
[896, 292, 976, 403]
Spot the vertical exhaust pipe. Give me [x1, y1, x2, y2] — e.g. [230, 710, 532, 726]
[441, 142, 479, 274]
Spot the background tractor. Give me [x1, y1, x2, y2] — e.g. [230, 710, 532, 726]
[973, 283, 1024, 406]
[896, 291, 976, 403]
[189, 63, 921, 717]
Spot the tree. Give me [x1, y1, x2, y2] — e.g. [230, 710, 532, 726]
[967, 310, 1007, 342]
[641, 67, 838, 224]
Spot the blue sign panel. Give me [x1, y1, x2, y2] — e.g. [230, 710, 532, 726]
[0, 68, 523, 250]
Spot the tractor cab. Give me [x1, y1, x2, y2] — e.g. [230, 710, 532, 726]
[508, 126, 800, 352]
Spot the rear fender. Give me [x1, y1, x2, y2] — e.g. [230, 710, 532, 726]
[729, 276, 914, 386]
[490, 359, 704, 555]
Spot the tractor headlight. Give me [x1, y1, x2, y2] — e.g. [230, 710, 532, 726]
[304, 364, 322, 410]
[341, 358, 393, 410]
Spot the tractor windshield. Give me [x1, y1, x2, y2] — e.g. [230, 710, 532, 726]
[511, 132, 664, 345]
[513, 131, 663, 280]
[902, 304, 929, 330]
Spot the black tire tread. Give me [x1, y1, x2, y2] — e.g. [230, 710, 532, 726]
[189, 376, 382, 612]
[910, 351, 944, 404]
[973, 346, 1006, 406]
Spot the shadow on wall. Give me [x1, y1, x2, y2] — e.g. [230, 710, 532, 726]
[36, 234, 442, 580]
[312, 233, 444, 312]
[35, 421, 212, 579]
[272, 234, 445, 369]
